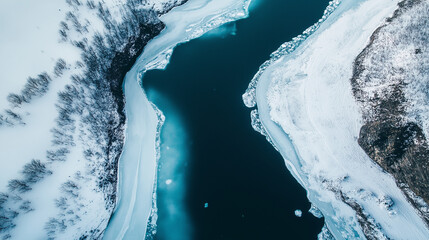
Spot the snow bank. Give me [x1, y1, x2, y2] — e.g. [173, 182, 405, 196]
[247, 0, 429, 239]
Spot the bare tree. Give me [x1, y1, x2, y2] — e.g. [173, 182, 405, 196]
[7, 94, 23, 108]
[22, 159, 52, 183]
[61, 181, 80, 198]
[7, 180, 31, 193]
[54, 59, 67, 77]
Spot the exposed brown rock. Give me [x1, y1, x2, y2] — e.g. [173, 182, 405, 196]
[351, 0, 429, 222]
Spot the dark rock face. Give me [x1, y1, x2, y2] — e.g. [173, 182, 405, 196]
[358, 121, 429, 202]
[107, 22, 166, 124]
[103, 21, 166, 206]
[351, 0, 429, 222]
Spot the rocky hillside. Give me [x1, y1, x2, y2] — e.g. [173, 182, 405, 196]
[351, 0, 429, 223]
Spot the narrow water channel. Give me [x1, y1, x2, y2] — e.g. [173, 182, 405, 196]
[143, 0, 329, 238]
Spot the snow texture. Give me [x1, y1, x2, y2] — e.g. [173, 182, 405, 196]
[353, 0, 429, 138]
[0, 0, 173, 239]
[245, 0, 429, 239]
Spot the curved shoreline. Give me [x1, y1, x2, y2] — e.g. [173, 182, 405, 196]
[247, 0, 429, 239]
[104, 0, 252, 238]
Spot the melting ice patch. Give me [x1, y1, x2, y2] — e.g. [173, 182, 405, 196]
[146, 89, 191, 240]
[202, 22, 237, 38]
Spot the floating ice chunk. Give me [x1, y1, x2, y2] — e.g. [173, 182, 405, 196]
[165, 179, 173, 185]
[204, 202, 209, 208]
[294, 209, 302, 217]
[309, 205, 323, 218]
[242, 89, 256, 108]
[144, 48, 174, 71]
[203, 22, 237, 38]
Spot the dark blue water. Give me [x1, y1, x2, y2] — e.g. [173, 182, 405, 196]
[144, 0, 329, 239]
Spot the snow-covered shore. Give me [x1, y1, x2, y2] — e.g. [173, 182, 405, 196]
[103, 0, 252, 238]
[0, 0, 253, 238]
[0, 0, 184, 238]
[246, 0, 429, 239]
[0, 0, 139, 238]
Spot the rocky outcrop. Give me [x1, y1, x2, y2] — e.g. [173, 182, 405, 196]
[351, 0, 429, 222]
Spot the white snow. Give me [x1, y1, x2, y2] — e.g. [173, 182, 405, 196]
[0, 0, 126, 189]
[251, 0, 429, 239]
[353, 0, 429, 139]
[103, 0, 252, 239]
[141, 0, 187, 13]
[0, 0, 252, 238]
[0, 0, 151, 239]
[0, 0, 79, 110]
[0, 70, 70, 191]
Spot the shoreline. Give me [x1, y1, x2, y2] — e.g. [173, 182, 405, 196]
[104, 0, 253, 238]
[247, 0, 429, 238]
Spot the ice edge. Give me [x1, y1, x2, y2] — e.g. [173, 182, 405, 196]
[138, 0, 253, 237]
[242, 0, 341, 238]
[242, 0, 341, 108]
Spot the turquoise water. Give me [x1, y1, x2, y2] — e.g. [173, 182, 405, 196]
[143, 0, 330, 238]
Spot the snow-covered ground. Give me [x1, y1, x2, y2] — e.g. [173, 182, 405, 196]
[0, 0, 118, 238]
[0, 0, 253, 238]
[245, 0, 429, 239]
[0, 0, 79, 110]
[103, 0, 252, 238]
[0, 0, 185, 239]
